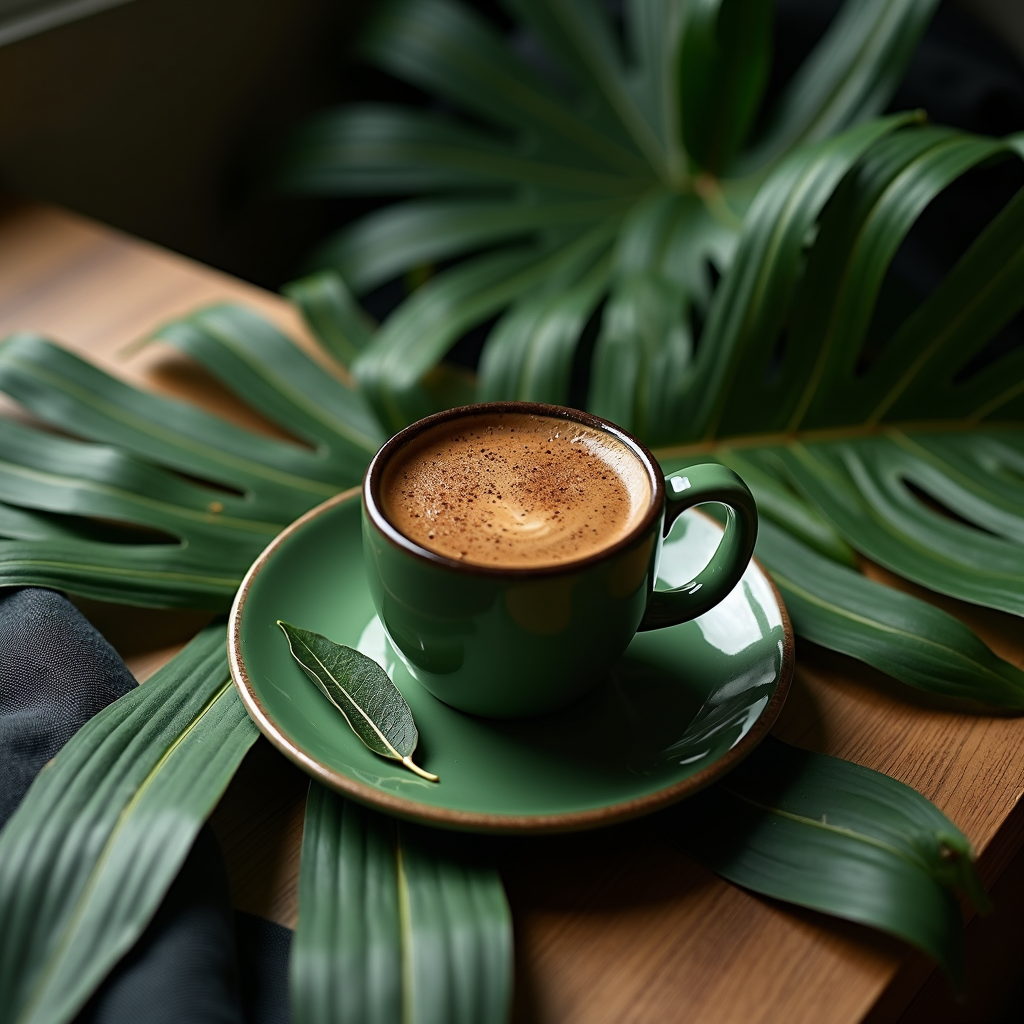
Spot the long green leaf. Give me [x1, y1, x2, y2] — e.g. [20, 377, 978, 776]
[362, 0, 648, 176]
[756, 519, 1024, 706]
[292, 785, 513, 1024]
[622, 0, 688, 182]
[279, 104, 645, 197]
[284, 270, 376, 365]
[679, 0, 773, 175]
[667, 736, 987, 988]
[0, 499, 131, 543]
[308, 196, 630, 295]
[0, 537, 245, 608]
[151, 303, 384, 461]
[0, 626, 257, 1024]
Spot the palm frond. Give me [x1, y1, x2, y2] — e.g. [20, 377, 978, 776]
[279, 0, 938, 331]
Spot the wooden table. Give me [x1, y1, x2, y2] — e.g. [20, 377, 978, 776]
[2, 198, 1023, 1023]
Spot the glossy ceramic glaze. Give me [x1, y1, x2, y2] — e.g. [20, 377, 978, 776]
[229, 488, 792, 833]
[362, 402, 758, 718]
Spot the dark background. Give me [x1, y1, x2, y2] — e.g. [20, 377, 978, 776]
[0, 0, 1022, 295]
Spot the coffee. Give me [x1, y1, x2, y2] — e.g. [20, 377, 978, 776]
[379, 412, 652, 567]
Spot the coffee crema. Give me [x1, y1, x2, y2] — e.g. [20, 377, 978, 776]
[379, 412, 652, 567]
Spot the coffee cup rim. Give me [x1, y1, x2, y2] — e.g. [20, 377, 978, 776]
[362, 401, 666, 578]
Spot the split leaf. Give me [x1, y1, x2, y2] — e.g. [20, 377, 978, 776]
[278, 621, 438, 782]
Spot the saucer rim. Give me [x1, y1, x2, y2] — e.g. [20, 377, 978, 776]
[228, 487, 794, 834]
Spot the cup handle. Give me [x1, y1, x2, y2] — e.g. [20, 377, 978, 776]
[638, 463, 758, 631]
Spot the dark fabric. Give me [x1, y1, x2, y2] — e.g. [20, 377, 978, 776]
[0, 588, 292, 1024]
[76, 828, 245, 1024]
[236, 913, 294, 1024]
[0, 587, 136, 827]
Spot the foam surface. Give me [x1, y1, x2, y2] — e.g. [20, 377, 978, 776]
[380, 413, 652, 567]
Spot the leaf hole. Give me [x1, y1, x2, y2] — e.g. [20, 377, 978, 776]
[1, 510, 182, 546]
[568, 294, 608, 410]
[166, 469, 247, 499]
[87, 516, 182, 545]
[902, 478, 999, 538]
[952, 306, 1024, 384]
[764, 326, 789, 385]
[689, 261, 719, 356]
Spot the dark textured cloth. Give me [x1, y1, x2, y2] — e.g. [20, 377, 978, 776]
[236, 913, 294, 1024]
[0, 588, 292, 1024]
[0, 587, 136, 827]
[76, 828, 245, 1024]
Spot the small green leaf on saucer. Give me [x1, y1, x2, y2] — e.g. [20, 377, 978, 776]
[277, 620, 438, 782]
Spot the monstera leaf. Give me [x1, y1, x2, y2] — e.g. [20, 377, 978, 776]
[277, 0, 941, 430]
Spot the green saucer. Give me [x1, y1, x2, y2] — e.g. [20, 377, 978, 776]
[229, 489, 793, 833]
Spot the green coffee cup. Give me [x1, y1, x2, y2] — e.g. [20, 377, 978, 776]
[362, 402, 757, 719]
